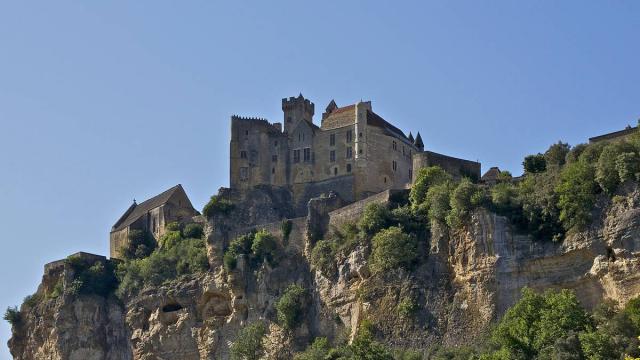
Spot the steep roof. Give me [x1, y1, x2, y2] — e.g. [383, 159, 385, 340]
[111, 184, 185, 232]
[481, 167, 501, 182]
[366, 110, 409, 140]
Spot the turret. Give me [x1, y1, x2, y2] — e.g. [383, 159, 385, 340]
[282, 93, 314, 133]
[414, 132, 424, 151]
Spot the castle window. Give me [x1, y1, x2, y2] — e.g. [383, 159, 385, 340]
[153, 218, 157, 233]
[293, 149, 300, 163]
[334, 167, 338, 176]
[346, 130, 353, 142]
[240, 167, 248, 180]
[359, 148, 363, 154]
[330, 134, 335, 146]
[272, 155, 278, 162]
[240, 151, 247, 159]
[299, 133, 301, 142]
[245, 130, 249, 136]
[346, 147, 353, 159]
[287, 116, 292, 123]
[359, 132, 363, 139]
[409, 168, 413, 179]
[392, 160, 397, 171]
[347, 163, 352, 173]
[303, 148, 311, 162]
[384, 177, 387, 183]
[403, 146, 405, 155]
[274, 141, 278, 147]
[392, 141, 397, 150]
[330, 150, 336, 162]
[272, 167, 275, 174]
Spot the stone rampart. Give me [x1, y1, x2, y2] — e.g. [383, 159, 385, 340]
[412, 151, 481, 182]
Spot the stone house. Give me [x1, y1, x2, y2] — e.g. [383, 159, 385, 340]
[109, 184, 198, 259]
[229, 94, 480, 214]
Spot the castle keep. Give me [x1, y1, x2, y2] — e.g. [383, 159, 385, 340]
[230, 94, 480, 213]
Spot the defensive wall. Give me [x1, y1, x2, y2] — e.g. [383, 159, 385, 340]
[412, 151, 481, 182]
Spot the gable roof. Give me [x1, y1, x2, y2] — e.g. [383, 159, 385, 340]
[111, 184, 186, 232]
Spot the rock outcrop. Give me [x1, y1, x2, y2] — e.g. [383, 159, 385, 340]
[8, 185, 640, 359]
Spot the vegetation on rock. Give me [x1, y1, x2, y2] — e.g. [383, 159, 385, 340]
[276, 284, 308, 330]
[223, 229, 280, 271]
[230, 322, 266, 360]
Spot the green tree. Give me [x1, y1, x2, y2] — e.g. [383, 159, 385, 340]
[294, 337, 331, 360]
[276, 284, 308, 330]
[446, 178, 484, 228]
[4, 306, 21, 327]
[556, 161, 597, 231]
[310, 240, 337, 278]
[183, 223, 204, 239]
[410, 166, 452, 207]
[358, 203, 392, 236]
[202, 195, 234, 218]
[616, 152, 640, 183]
[230, 322, 267, 360]
[523, 154, 547, 174]
[370, 226, 418, 273]
[251, 229, 279, 266]
[545, 141, 571, 167]
[423, 182, 453, 224]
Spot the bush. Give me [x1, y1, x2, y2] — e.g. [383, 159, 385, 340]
[223, 230, 280, 271]
[165, 221, 181, 232]
[65, 256, 118, 297]
[397, 297, 418, 319]
[230, 322, 266, 360]
[121, 229, 155, 259]
[446, 179, 484, 228]
[518, 170, 564, 240]
[359, 203, 392, 236]
[276, 284, 308, 330]
[349, 320, 394, 360]
[557, 161, 597, 231]
[545, 141, 571, 167]
[490, 182, 520, 215]
[410, 166, 452, 207]
[616, 152, 640, 183]
[158, 230, 182, 249]
[294, 337, 331, 360]
[370, 226, 418, 273]
[489, 288, 589, 359]
[281, 219, 293, 244]
[116, 234, 208, 298]
[421, 182, 453, 224]
[4, 306, 21, 326]
[251, 230, 279, 266]
[183, 223, 204, 239]
[23, 294, 41, 308]
[523, 153, 547, 174]
[597, 144, 624, 195]
[310, 240, 337, 278]
[202, 195, 234, 218]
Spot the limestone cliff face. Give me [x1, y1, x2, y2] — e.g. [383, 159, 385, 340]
[9, 186, 640, 359]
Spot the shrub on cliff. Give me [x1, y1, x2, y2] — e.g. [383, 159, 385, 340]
[116, 232, 208, 297]
[545, 141, 571, 168]
[276, 284, 308, 330]
[370, 226, 418, 273]
[223, 230, 280, 271]
[556, 161, 598, 231]
[202, 195, 234, 218]
[230, 322, 266, 360]
[4, 306, 21, 327]
[121, 229, 155, 260]
[310, 239, 337, 278]
[410, 166, 452, 207]
[65, 256, 118, 297]
[359, 203, 392, 236]
[294, 337, 331, 360]
[446, 178, 485, 229]
[183, 223, 204, 239]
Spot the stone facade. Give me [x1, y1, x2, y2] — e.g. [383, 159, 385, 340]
[229, 94, 480, 210]
[589, 125, 638, 143]
[109, 184, 199, 259]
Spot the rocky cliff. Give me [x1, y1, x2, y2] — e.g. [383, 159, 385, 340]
[8, 185, 640, 359]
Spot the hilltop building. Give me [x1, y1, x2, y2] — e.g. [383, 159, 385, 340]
[109, 184, 198, 258]
[589, 124, 638, 144]
[229, 94, 480, 213]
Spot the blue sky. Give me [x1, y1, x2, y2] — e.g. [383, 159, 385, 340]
[0, 1, 638, 356]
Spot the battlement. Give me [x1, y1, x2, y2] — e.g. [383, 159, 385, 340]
[231, 115, 283, 134]
[282, 94, 315, 114]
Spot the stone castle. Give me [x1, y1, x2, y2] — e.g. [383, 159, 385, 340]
[229, 94, 480, 213]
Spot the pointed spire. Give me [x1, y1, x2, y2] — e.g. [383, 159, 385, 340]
[325, 99, 338, 112]
[408, 132, 414, 143]
[133, 198, 137, 205]
[414, 132, 424, 151]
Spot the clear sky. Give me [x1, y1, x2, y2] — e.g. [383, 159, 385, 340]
[0, 1, 638, 356]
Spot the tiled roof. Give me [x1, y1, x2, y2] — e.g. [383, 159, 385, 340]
[111, 184, 183, 232]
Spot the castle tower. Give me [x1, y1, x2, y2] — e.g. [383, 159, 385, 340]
[282, 93, 315, 133]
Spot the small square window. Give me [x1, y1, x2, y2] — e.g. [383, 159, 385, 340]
[240, 150, 247, 159]
[272, 155, 278, 162]
[346, 147, 353, 159]
[347, 164, 352, 173]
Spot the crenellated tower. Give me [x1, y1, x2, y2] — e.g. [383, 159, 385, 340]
[282, 93, 314, 133]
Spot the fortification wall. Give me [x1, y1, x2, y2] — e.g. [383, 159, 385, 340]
[327, 189, 402, 231]
[412, 151, 481, 182]
[291, 175, 354, 216]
